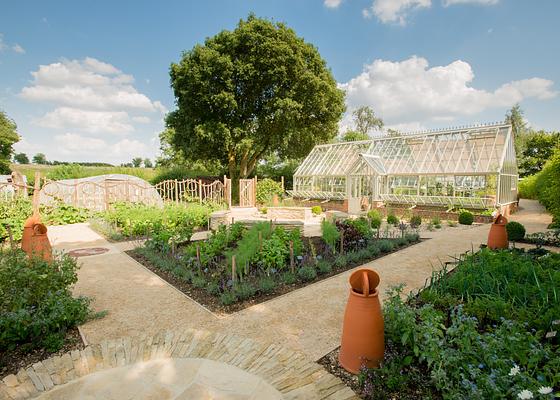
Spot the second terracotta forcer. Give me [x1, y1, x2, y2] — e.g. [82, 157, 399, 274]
[339, 268, 385, 374]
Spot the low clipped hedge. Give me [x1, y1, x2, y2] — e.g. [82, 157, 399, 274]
[458, 210, 474, 225]
[520, 147, 560, 227]
[506, 221, 526, 242]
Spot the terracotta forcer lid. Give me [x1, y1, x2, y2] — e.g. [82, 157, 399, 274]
[494, 214, 508, 225]
[349, 269, 380, 296]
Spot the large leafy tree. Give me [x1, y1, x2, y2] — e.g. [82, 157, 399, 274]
[352, 106, 383, 136]
[0, 110, 20, 174]
[32, 153, 47, 165]
[166, 15, 345, 180]
[13, 153, 29, 164]
[131, 157, 143, 168]
[506, 104, 532, 160]
[518, 131, 560, 177]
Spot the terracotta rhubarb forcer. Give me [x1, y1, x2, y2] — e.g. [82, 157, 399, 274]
[27, 223, 52, 262]
[21, 213, 42, 254]
[487, 214, 508, 249]
[339, 269, 384, 374]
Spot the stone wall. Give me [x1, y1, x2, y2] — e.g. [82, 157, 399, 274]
[266, 207, 312, 221]
[290, 199, 348, 213]
[0, 329, 356, 400]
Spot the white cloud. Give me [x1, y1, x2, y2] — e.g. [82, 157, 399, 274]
[324, 0, 343, 8]
[12, 44, 25, 54]
[363, 0, 431, 24]
[132, 116, 151, 124]
[443, 0, 498, 6]
[54, 133, 107, 153]
[18, 57, 165, 163]
[35, 107, 134, 134]
[53, 134, 149, 161]
[82, 57, 120, 74]
[340, 56, 557, 128]
[19, 58, 162, 112]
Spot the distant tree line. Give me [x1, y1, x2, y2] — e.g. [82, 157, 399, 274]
[12, 151, 154, 169]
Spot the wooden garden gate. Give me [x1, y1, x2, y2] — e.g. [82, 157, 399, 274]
[239, 177, 256, 207]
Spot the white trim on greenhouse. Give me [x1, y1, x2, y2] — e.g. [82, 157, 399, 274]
[289, 123, 518, 213]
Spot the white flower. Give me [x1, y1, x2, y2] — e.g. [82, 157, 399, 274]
[538, 386, 553, 395]
[509, 365, 520, 376]
[517, 389, 533, 399]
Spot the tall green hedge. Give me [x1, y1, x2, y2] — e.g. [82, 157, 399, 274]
[522, 147, 560, 227]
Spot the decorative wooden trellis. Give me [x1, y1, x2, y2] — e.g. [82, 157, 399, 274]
[239, 177, 256, 207]
[39, 177, 163, 211]
[2, 173, 232, 211]
[153, 178, 231, 207]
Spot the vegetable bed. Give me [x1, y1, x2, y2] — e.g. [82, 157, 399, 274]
[322, 248, 560, 399]
[128, 218, 421, 313]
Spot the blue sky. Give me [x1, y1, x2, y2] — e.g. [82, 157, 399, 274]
[1, 0, 559, 164]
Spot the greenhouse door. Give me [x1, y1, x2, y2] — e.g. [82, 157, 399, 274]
[348, 175, 377, 214]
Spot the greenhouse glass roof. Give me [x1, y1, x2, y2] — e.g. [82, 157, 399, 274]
[295, 123, 513, 177]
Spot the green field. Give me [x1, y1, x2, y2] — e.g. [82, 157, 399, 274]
[10, 164, 157, 184]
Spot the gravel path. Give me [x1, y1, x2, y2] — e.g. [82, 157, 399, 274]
[46, 199, 552, 361]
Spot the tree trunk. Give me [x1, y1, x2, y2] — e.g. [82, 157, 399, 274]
[228, 153, 240, 206]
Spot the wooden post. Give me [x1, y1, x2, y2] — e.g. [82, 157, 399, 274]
[175, 179, 179, 203]
[258, 231, 263, 251]
[253, 175, 257, 206]
[6, 226, 15, 250]
[103, 179, 109, 211]
[231, 255, 237, 288]
[198, 179, 203, 204]
[289, 240, 294, 273]
[73, 179, 78, 207]
[281, 176, 285, 191]
[340, 231, 344, 255]
[32, 172, 41, 214]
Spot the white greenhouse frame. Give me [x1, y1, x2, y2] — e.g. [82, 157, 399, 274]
[289, 123, 518, 213]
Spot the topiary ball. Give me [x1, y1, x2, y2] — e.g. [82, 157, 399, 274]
[506, 221, 526, 242]
[387, 214, 399, 226]
[458, 211, 474, 225]
[409, 215, 422, 228]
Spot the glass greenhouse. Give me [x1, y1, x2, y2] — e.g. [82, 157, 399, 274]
[289, 123, 518, 213]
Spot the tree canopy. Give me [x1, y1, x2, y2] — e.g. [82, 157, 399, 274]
[166, 15, 345, 179]
[352, 106, 383, 136]
[143, 158, 153, 168]
[341, 130, 370, 142]
[0, 110, 20, 174]
[13, 153, 29, 164]
[32, 153, 47, 165]
[132, 157, 143, 168]
[518, 131, 560, 177]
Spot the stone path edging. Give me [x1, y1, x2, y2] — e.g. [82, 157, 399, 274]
[0, 329, 357, 400]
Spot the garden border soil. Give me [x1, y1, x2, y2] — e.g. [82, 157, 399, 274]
[126, 239, 425, 314]
[318, 345, 442, 399]
[0, 327, 84, 380]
